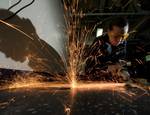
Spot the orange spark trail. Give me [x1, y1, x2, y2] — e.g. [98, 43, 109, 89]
[0, 19, 33, 40]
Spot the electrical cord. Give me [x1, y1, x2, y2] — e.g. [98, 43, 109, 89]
[8, 0, 22, 11]
[3, 0, 35, 21]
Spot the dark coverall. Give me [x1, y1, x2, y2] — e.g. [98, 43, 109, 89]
[84, 34, 127, 80]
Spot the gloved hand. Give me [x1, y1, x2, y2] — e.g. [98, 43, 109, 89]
[107, 63, 130, 81]
[107, 63, 122, 75]
[118, 69, 130, 81]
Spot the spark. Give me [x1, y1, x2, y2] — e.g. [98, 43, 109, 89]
[70, 75, 77, 89]
[63, 0, 91, 87]
[0, 77, 149, 115]
[2, 78, 149, 93]
[0, 1, 149, 114]
[1, 79, 149, 106]
[0, 97, 15, 109]
[0, 19, 33, 40]
[65, 106, 71, 115]
[0, 0, 145, 94]
[0, 20, 68, 71]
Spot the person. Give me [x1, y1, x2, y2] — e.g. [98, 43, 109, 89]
[84, 17, 130, 81]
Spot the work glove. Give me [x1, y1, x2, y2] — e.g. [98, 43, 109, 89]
[107, 62, 130, 81]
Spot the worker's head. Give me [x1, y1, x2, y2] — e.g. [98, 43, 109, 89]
[108, 17, 129, 46]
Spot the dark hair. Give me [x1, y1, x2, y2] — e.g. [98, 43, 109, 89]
[108, 17, 129, 30]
